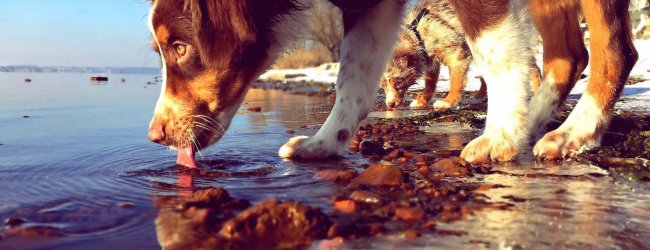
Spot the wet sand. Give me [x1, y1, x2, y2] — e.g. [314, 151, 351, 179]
[0, 73, 649, 249]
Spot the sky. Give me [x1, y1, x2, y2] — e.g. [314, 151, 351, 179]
[0, 0, 160, 67]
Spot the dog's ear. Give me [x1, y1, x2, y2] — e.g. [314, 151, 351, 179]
[187, 0, 256, 68]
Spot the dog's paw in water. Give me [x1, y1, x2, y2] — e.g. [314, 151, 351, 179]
[279, 136, 342, 159]
[460, 133, 520, 164]
[533, 128, 597, 160]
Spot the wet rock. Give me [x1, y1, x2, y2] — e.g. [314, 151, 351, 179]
[430, 157, 471, 178]
[333, 200, 358, 214]
[349, 190, 382, 205]
[394, 207, 425, 221]
[359, 140, 384, 156]
[286, 129, 296, 134]
[403, 229, 420, 240]
[351, 164, 403, 187]
[5, 217, 25, 227]
[247, 107, 262, 112]
[117, 202, 135, 209]
[315, 170, 358, 184]
[219, 199, 332, 249]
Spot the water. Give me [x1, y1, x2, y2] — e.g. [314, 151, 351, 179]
[0, 73, 649, 249]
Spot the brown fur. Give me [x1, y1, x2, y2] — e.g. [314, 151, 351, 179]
[381, 0, 541, 109]
[529, 0, 638, 159]
[148, 0, 304, 149]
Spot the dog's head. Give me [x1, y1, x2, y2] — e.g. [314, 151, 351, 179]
[380, 41, 424, 108]
[147, 0, 299, 154]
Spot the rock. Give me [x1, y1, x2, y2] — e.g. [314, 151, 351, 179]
[286, 129, 296, 134]
[430, 157, 471, 178]
[403, 229, 420, 240]
[5, 217, 25, 227]
[315, 170, 358, 184]
[219, 199, 331, 248]
[349, 190, 382, 204]
[351, 164, 403, 187]
[359, 140, 384, 156]
[394, 207, 425, 221]
[247, 107, 262, 112]
[117, 202, 135, 209]
[333, 200, 358, 214]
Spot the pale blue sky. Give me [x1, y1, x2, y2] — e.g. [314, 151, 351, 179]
[0, 0, 160, 67]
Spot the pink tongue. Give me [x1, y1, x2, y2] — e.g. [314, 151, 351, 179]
[176, 145, 197, 168]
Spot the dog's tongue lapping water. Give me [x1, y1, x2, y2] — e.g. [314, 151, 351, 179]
[177, 145, 197, 168]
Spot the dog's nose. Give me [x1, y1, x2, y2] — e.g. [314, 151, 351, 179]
[148, 127, 167, 144]
[387, 101, 397, 108]
[148, 115, 169, 145]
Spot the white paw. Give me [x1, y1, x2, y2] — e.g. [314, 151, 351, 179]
[279, 136, 342, 159]
[532, 127, 598, 160]
[460, 132, 520, 163]
[432, 100, 451, 110]
[409, 99, 428, 109]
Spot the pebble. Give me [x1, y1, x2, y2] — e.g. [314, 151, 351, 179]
[394, 207, 425, 221]
[5, 217, 25, 227]
[247, 107, 262, 112]
[315, 170, 358, 184]
[351, 164, 403, 187]
[117, 202, 135, 209]
[403, 229, 420, 240]
[333, 200, 358, 214]
[349, 190, 382, 204]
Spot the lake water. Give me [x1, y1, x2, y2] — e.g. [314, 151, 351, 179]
[0, 73, 649, 249]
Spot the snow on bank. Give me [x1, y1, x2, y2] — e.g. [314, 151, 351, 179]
[259, 40, 650, 112]
[258, 63, 338, 85]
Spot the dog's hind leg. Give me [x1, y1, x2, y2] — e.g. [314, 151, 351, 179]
[527, 0, 588, 138]
[279, 0, 405, 159]
[450, 0, 534, 163]
[411, 60, 441, 109]
[533, 0, 638, 159]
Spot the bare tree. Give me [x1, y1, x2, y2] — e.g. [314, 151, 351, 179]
[306, 0, 343, 62]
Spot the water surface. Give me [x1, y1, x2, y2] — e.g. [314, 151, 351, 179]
[0, 73, 648, 249]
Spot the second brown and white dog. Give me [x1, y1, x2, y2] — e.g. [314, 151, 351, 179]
[146, 0, 637, 166]
[381, 0, 542, 110]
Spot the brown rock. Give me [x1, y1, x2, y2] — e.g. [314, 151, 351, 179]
[349, 190, 382, 204]
[430, 157, 471, 178]
[247, 106, 262, 112]
[286, 129, 296, 134]
[359, 140, 384, 156]
[315, 170, 358, 184]
[219, 199, 331, 248]
[333, 200, 358, 214]
[5, 217, 25, 227]
[352, 164, 403, 187]
[403, 229, 420, 240]
[394, 207, 425, 221]
[117, 202, 135, 209]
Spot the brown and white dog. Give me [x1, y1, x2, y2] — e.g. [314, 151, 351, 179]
[381, 0, 489, 110]
[147, 0, 637, 166]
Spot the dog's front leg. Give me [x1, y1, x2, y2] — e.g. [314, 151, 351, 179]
[279, 0, 405, 159]
[449, 0, 534, 163]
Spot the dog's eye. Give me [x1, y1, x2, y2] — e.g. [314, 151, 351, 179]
[173, 43, 187, 57]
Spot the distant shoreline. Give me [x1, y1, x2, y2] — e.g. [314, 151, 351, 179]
[0, 66, 159, 75]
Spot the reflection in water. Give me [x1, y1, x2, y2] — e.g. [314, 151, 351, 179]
[0, 73, 648, 249]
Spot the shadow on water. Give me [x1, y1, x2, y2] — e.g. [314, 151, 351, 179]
[0, 73, 648, 249]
